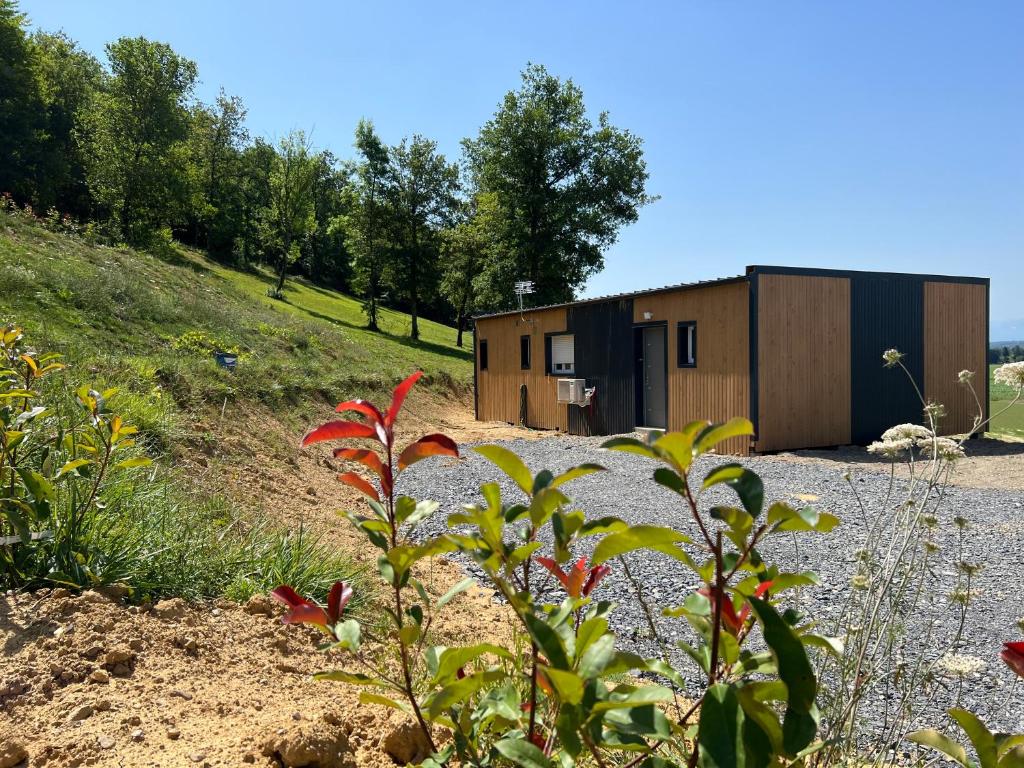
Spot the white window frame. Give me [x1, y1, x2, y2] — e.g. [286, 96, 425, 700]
[550, 334, 575, 375]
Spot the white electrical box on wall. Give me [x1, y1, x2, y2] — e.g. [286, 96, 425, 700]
[556, 378, 588, 405]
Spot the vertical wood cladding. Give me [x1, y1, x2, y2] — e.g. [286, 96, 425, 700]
[924, 281, 989, 435]
[565, 299, 635, 436]
[756, 274, 851, 451]
[850, 275, 924, 444]
[475, 308, 568, 430]
[632, 281, 751, 454]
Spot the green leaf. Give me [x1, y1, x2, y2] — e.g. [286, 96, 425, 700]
[591, 525, 693, 566]
[552, 463, 605, 488]
[591, 684, 674, 712]
[578, 516, 628, 536]
[698, 684, 745, 768]
[314, 670, 387, 686]
[601, 437, 660, 459]
[653, 467, 687, 496]
[17, 469, 54, 502]
[544, 666, 585, 704]
[473, 445, 534, 494]
[653, 425, 706, 470]
[950, 708, 997, 768]
[436, 577, 476, 609]
[908, 729, 971, 768]
[766, 503, 840, 533]
[334, 619, 361, 651]
[427, 670, 503, 718]
[494, 737, 552, 768]
[703, 464, 764, 517]
[604, 703, 673, 740]
[695, 417, 755, 454]
[523, 612, 570, 669]
[115, 456, 152, 469]
[56, 458, 92, 477]
[801, 634, 844, 657]
[432, 643, 512, 683]
[577, 634, 616, 679]
[747, 597, 818, 755]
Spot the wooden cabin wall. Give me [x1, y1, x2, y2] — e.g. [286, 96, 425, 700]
[475, 308, 568, 431]
[632, 281, 751, 455]
[756, 274, 852, 451]
[924, 281, 989, 435]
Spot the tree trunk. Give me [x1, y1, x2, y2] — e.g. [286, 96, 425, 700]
[410, 296, 419, 341]
[275, 233, 290, 294]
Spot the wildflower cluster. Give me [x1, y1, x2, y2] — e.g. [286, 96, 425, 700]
[994, 361, 1024, 389]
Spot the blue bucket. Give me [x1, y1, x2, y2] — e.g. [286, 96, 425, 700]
[214, 351, 238, 371]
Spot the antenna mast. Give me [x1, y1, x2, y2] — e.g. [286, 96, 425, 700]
[514, 280, 535, 317]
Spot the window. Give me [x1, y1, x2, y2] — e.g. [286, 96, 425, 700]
[551, 334, 575, 374]
[677, 322, 696, 367]
[520, 335, 531, 369]
[479, 339, 488, 370]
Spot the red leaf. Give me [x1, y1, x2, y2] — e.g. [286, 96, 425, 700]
[337, 471, 380, 502]
[397, 433, 458, 471]
[270, 586, 329, 630]
[1003, 642, 1024, 678]
[385, 371, 423, 428]
[582, 563, 611, 596]
[326, 581, 354, 624]
[334, 398, 384, 425]
[301, 420, 378, 447]
[333, 448, 392, 496]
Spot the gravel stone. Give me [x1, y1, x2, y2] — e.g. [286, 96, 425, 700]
[400, 434, 1024, 732]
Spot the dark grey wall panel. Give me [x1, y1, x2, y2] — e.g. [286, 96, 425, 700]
[565, 299, 635, 435]
[850, 275, 924, 444]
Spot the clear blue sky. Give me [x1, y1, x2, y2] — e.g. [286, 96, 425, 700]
[22, 1, 1024, 339]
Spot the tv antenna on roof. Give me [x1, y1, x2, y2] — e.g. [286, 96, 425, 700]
[514, 280, 535, 314]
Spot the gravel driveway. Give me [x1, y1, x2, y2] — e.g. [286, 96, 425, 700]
[399, 434, 1024, 734]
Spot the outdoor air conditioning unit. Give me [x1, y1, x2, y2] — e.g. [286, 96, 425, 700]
[557, 378, 588, 405]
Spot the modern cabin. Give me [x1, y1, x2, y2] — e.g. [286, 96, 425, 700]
[472, 266, 989, 455]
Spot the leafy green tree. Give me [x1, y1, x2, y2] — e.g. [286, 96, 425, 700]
[463, 63, 655, 309]
[184, 90, 249, 256]
[81, 36, 197, 244]
[236, 138, 276, 266]
[29, 31, 104, 217]
[300, 150, 353, 291]
[384, 135, 460, 340]
[0, 0, 44, 202]
[440, 193, 496, 347]
[266, 130, 318, 296]
[341, 120, 392, 331]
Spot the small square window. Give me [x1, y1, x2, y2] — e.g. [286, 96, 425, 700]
[520, 335, 531, 370]
[479, 339, 488, 371]
[550, 334, 575, 375]
[677, 322, 696, 368]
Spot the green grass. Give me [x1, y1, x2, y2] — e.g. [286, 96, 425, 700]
[0, 210, 471, 602]
[0, 210, 472, 438]
[989, 364, 1024, 438]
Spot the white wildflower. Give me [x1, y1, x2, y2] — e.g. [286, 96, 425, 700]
[882, 348, 904, 367]
[881, 424, 933, 443]
[851, 574, 870, 590]
[923, 401, 946, 421]
[867, 438, 913, 458]
[994, 361, 1024, 389]
[920, 436, 965, 462]
[934, 653, 986, 678]
[957, 369, 974, 384]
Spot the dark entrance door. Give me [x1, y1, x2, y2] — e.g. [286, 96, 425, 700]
[641, 325, 667, 428]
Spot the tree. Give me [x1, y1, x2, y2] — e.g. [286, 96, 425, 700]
[82, 36, 197, 244]
[29, 31, 104, 217]
[236, 138, 276, 266]
[463, 63, 655, 310]
[301, 150, 353, 291]
[440, 193, 496, 347]
[384, 135, 460, 340]
[266, 130, 318, 296]
[184, 90, 249, 256]
[342, 120, 392, 331]
[0, 0, 44, 203]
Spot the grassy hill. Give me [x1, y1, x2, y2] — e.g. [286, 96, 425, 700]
[0, 210, 472, 446]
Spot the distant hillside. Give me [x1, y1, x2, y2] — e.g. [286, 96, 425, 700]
[991, 340, 1024, 349]
[0, 210, 473, 442]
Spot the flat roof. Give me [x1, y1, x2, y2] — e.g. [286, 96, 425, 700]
[474, 264, 989, 320]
